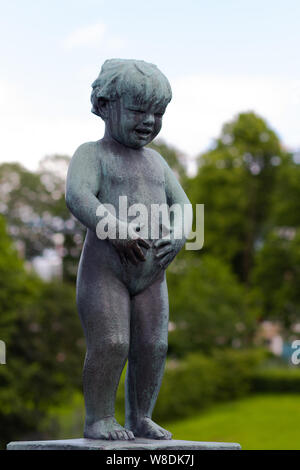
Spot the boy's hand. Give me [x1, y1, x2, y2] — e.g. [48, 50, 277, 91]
[110, 222, 150, 266]
[154, 235, 177, 270]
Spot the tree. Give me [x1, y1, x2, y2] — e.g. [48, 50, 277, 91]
[188, 112, 287, 283]
[0, 162, 54, 259]
[250, 229, 300, 333]
[37, 155, 85, 283]
[0, 216, 33, 344]
[0, 216, 39, 445]
[167, 253, 255, 356]
[269, 158, 300, 228]
[149, 139, 187, 182]
[0, 156, 85, 283]
[0, 216, 85, 447]
[0, 144, 190, 284]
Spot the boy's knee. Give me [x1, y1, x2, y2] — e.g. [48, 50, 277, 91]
[89, 337, 129, 359]
[109, 337, 129, 357]
[144, 340, 168, 358]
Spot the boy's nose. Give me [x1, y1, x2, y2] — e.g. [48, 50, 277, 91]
[142, 113, 155, 126]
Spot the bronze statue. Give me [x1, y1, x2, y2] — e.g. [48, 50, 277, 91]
[66, 59, 191, 441]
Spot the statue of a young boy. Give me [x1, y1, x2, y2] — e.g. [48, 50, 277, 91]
[66, 59, 191, 441]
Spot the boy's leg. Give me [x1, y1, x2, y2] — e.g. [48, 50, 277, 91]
[77, 255, 133, 440]
[125, 273, 172, 439]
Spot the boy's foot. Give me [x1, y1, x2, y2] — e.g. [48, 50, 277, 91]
[128, 417, 172, 440]
[84, 416, 135, 440]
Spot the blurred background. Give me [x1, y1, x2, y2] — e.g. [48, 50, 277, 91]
[0, 0, 300, 450]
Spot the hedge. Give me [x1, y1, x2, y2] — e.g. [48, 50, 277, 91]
[115, 348, 268, 423]
[251, 368, 300, 393]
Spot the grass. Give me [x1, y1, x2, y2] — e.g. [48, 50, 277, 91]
[165, 394, 300, 450]
[40, 393, 300, 450]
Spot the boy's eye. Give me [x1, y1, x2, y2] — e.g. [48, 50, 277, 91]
[127, 108, 145, 114]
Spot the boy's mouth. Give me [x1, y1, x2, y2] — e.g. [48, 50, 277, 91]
[135, 128, 153, 139]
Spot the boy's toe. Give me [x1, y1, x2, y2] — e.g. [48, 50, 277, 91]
[126, 430, 135, 440]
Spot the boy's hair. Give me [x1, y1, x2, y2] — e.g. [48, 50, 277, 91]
[91, 59, 172, 117]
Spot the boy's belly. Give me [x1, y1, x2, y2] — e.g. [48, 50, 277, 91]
[86, 175, 168, 294]
[83, 231, 164, 296]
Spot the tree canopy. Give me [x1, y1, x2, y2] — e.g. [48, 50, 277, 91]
[187, 112, 289, 283]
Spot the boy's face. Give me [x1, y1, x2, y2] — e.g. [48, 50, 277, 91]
[105, 94, 167, 149]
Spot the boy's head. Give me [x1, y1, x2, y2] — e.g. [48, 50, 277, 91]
[91, 59, 172, 149]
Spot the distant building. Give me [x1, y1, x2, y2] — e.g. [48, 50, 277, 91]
[32, 248, 62, 281]
[256, 321, 283, 356]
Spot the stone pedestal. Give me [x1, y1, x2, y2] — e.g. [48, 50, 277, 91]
[7, 438, 241, 450]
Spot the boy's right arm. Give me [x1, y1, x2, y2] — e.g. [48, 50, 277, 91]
[65, 142, 150, 264]
[65, 142, 102, 232]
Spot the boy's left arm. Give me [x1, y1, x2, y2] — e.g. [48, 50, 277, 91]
[154, 155, 193, 269]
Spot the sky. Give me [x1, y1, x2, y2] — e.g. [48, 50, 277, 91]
[1, 0, 300, 173]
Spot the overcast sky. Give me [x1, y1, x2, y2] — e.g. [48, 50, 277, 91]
[1, 0, 299, 173]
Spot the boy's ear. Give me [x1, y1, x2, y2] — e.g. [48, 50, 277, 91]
[97, 99, 109, 120]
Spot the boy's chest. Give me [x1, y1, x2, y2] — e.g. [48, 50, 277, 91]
[100, 154, 165, 195]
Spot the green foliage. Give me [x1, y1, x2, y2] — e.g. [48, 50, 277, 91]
[154, 354, 219, 422]
[153, 349, 266, 422]
[11, 281, 85, 397]
[149, 139, 187, 182]
[0, 161, 60, 259]
[113, 349, 266, 425]
[1, 112, 299, 446]
[0, 217, 40, 444]
[42, 349, 264, 438]
[38, 392, 85, 440]
[0, 215, 34, 343]
[188, 112, 287, 281]
[167, 253, 256, 355]
[250, 230, 300, 330]
[251, 368, 300, 393]
[0, 216, 85, 447]
[0, 156, 85, 282]
[269, 156, 300, 227]
[0, 279, 85, 447]
[37, 351, 300, 442]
